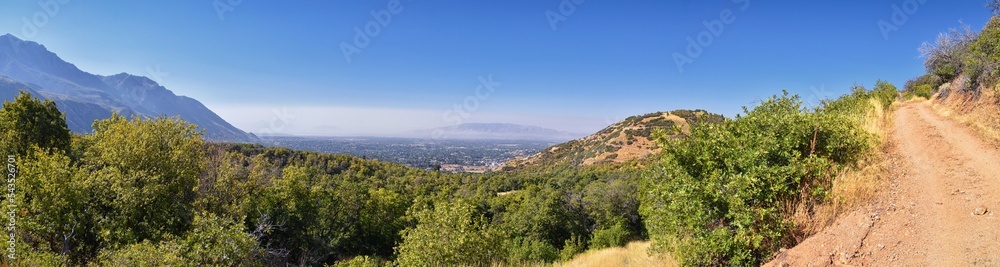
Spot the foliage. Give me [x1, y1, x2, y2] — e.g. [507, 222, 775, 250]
[920, 24, 977, 85]
[911, 84, 935, 99]
[558, 235, 587, 261]
[330, 255, 386, 267]
[97, 213, 261, 266]
[394, 199, 506, 266]
[0, 91, 70, 156]
[640, 90, 880, 266]
[13, 150, 97, 264]
[505, 237, 559, 263]
[176, 213, 262, 266]
[589, 222, 630, 249]
[3, 88, 820, 266]
[965, 16, 1000, 89]
[84, 114, 205, 246]
[905, 73, 943, 93]
[917, 14, 1000, 93]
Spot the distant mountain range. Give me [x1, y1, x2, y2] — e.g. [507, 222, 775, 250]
[0, 34, 256, 142]
[411, 123, 584, 141]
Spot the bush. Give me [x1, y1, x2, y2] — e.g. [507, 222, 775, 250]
[0, 91, 71, 156]
[905, 74, 943, 93]
[913, 84, 934, 99]
[640, 92, 875, 266]
[589, 222, 630, 249]
[331, 256, 385, 267]
[394, 199, 506, 266]
[96, 213, 261, 266]
[965, 16, 1000, 89]
[558, 235, 586, 261]
[85, 114, 205, 246]
[920, 25, 977, 84]
[506, 237, 559, 263]
[13, 150, 98, 263]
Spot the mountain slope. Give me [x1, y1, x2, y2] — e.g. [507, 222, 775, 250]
[502, 109, 725, 169]
[0, 34, 255, 142]
[414, 123, 583, 141]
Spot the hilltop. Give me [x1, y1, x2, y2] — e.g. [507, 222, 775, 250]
[502, 109, 725, 169]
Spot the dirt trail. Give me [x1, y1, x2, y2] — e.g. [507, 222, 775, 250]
[768, 101, 1000, 266]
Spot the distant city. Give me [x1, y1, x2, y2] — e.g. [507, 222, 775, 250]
[259, 136, 557, 171]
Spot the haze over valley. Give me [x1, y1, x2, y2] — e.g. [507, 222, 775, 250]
[2, 1, 1000, 266]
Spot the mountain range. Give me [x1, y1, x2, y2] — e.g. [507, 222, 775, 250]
[0, 34, 256, 142]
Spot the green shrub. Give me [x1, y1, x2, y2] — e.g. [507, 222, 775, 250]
[913, 84, 934, 99]
[640, 92, 874, 266]
[966, 16, 1000, 89]
[394, 199, 506, 266]
[589, 222, 630, 249]
[506, 237, 559, 263]
[85, 114, 205, 246]
[330, 255, 385, 267]
[96, 213, 261, 266]
[13, 149, 98, 263]
[558, 235, 586, 261]
[0, 91, 71, 157]
[97, 240, 186, 266]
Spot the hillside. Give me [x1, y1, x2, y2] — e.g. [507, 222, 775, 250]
[0, 34, 256, 142]
[502, 109, 725, 169]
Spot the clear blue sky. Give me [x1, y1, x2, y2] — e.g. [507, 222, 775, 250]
[0, 1, 992, 136]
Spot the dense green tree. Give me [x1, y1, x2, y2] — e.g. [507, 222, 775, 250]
[97, 213, 261, 266]
[966, 16, 1000, 88]
[255, 165, 364, 265]
[84, 114, 205, 246]
[394, 199, 506, 266]
[10, 149, 99, 264]
[0, 91, 70, 156]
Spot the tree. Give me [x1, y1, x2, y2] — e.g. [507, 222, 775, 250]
[966, 16, 1000, 89]
[919, 24, 977, 83]
[97, 213, 262, 266]
[84, 114, 205, 246]
[394, 199, 506, 266]
[0, 91, 71, 156]
[11, 149, 99, 264]
[255, 165, 361, 265]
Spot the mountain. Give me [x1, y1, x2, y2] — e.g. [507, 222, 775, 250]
[0, 34, 256, 142]
[412, 123, 584, 141]
[501, 109, 726, 169]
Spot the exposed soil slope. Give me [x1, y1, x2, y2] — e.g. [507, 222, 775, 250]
[768, 101, 1000, 266]
[501, 110, 724, 169]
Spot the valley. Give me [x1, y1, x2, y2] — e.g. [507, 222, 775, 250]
[259, 136, 556, 171]
[2, 1, 999, 267]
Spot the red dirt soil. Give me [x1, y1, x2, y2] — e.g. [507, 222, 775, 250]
[766, 101, 1000, 266]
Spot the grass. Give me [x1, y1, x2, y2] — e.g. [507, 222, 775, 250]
[790, 97, 894, 243]
[478, 241, 676, 267]
[553, 241, 676, 267]
[930, 86, 1000, 146]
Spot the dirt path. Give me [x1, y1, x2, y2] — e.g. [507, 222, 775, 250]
[768, 101, 1000, 266]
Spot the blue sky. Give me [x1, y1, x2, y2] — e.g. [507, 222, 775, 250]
[0, 1, 992, 136]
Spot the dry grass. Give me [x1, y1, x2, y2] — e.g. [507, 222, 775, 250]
[930, 87, 1000, 146]
[477, 241, 675, 267]
[553, 241, 677, 267]
[791, 98, 894, 242]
